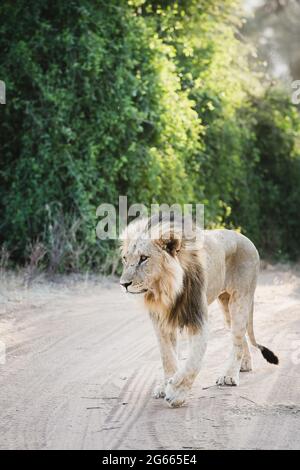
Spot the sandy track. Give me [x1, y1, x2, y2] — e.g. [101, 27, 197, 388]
[0, 265, 300, 450]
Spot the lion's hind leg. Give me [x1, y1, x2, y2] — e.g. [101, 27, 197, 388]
[240, 336, 253, 372]
[218, 292, 253, 375]
[217, 293, 253, 386]
[218, 292, 231, 328]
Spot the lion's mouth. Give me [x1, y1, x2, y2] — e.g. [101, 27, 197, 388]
[127, 288, 148, 295]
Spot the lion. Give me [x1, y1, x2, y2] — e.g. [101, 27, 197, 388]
[120, 213, 278, 408]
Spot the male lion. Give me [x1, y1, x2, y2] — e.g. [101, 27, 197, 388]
[120, 214, 278, 408]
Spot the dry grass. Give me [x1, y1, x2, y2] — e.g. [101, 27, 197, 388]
[1, 261, 299, 317]
[0, 269, 118, 316]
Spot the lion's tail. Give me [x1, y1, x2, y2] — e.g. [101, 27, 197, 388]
[247, 302, 279, 365]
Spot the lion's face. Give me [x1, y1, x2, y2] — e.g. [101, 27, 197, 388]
[120, 218, 184, 301]
[120, 237, 163, 294]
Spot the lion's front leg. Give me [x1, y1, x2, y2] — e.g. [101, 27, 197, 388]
[150, 313, 178, 399]
[165, 321, 208, 408]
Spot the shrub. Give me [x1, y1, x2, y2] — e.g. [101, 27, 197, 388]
[0, 0, 300, 271]
[0, 0, 201, 271]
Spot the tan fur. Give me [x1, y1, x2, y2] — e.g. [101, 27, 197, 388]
[120, 215, 278, 407]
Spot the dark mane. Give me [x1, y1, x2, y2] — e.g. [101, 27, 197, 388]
[167, 251, 206, 332]
[143, 211, 206, 332]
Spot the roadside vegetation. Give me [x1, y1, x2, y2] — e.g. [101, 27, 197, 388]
[1, 0, 300, 273]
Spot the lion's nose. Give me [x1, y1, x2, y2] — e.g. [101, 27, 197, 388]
[120, 281, 132, 289]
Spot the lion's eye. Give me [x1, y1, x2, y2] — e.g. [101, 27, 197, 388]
[139, 255, 149, 265]
[122, 256, 127, 263]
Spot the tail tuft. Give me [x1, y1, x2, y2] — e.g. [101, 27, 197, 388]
[258, 344, 279, 365]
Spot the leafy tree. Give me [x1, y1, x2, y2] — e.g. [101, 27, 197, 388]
[0, 0, 299, 271]
[0, 0, 200, 270]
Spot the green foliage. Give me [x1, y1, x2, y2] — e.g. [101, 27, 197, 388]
[140, 0, 300, 258]
[0, 0, 201, 270]
[0, 0, 300, 271]
[243, 89, 300, 258]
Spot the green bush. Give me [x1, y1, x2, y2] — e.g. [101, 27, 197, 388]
[0, 0, 300, 271]
[0, 0, 201, 270]
[141, 0, 300, 258]
[242, 89, 300, 258]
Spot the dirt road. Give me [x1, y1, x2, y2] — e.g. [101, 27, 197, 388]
[0, 265, 300, 450]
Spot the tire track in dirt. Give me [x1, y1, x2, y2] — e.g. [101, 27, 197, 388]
[80, 342, 157, 450]
[102, 365, 158, 450]
[0, 299, 155, 449]
[23, 334, 155, 449]
[1, 268, 300, 449]
[26, 319, 157, 449]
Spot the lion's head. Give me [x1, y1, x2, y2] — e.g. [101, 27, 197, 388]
[120, 214, 206, 331]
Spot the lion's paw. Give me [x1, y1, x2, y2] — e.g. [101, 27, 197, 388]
[216, 375, 239, 386]
[164, 381, 187, 408]
[153, 382, 166, 399]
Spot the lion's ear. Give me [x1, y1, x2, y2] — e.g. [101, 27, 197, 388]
[155, 236, 181, 257]
[165, 238, 181, 256]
